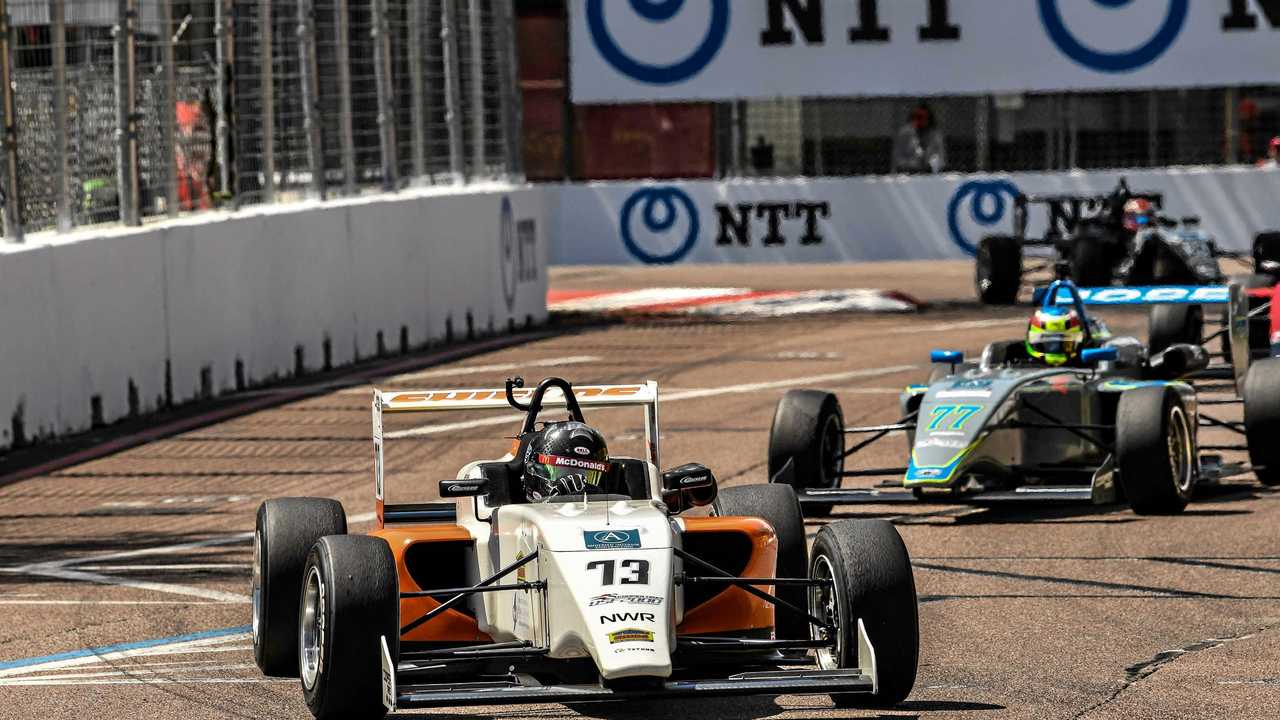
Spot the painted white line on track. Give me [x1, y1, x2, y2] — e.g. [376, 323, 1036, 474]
[3, 663, 259, 682]
[0, 633, 251, 677]
[900, 318, 1023, 335]
[13, 566, 249, 603]
[75, 563, 248, 572]
[0, 677, 292, 686]
[385, 364, 919, 440]
[0, 600, 243, 605]
[380, 355, 601, 384]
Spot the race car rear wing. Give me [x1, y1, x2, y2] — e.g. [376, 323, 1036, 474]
[372, 382, 660, 527]
[1044, 282, 1250, 388]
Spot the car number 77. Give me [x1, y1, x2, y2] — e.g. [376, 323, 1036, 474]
[927, 404, 983, 431]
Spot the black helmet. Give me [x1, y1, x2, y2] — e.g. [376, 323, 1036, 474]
[522, 421, 612, 501]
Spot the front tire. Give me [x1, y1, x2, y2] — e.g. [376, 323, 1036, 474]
[810, 520, 918, 708]
[1255, 231, 1280, 279]
[300, 535, 399, 720]
[253, 498, 347, 677]
[712, 484, 808, 640]
[975, 235, 1021, 305]
[768, 390, 844, 517]
[1243, 358, 1280, 486]
[1116, 386, 1195, 515]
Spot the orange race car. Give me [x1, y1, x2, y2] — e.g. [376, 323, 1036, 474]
[250, 376, 921, 719]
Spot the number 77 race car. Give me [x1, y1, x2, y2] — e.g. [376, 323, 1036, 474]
[251, 376, 921, 718]
[769, 281, 1280, 516]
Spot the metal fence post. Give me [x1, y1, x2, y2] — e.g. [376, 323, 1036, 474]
[372, 0, 398, 190]
[974, 95, 990, 173]
[51, 0, 70, 231]
[440, 0, 465, 182]
[495, 0, 523, 179]
[1147, 92, 1159, 167]
[334, 0, 356, 194]
[297, 0, 325, 199]
[114, 0, 139, 226]
[260, 0, 275, 204]
[407, 0, 426, 180]
[466, 0, 484, 177]
[213, 0, 233, 207]
[0, 0, 19, 240]
[159, 0, 178, 217]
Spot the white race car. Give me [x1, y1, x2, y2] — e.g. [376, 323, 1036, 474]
[252, 376, 921, 717]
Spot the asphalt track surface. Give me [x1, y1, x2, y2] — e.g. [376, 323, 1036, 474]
[0, 261, 1277, 720]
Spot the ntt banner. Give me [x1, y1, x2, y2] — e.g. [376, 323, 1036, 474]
[570, 0, 1280, 103]
[550, 167, 1280, 265]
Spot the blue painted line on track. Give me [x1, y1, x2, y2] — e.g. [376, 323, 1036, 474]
[0, 625, 251, 672]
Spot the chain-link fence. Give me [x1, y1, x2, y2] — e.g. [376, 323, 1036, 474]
[719, 87, 1280, 179]
[0, 0, 521, 241]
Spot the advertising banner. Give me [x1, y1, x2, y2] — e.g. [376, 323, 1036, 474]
[551, 168, 1280, 265]
[570, 0, 1280, 103]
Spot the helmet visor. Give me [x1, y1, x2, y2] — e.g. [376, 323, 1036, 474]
[1029, 334, 1080, 356]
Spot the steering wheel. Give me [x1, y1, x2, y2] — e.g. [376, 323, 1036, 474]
[505, 377, 586, 435]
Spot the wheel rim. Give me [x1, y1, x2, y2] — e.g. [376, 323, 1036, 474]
[300, 566, 325, 690]
[251, 531, 262, 648]
[818, 413, 844, 489]
[1167, 405, 1194, 494]
[810, 555, 843, 670]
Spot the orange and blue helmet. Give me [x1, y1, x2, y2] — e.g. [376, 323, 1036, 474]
[1027, 306, 1085, 366]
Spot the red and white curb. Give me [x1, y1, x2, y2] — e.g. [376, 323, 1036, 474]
[548, 287, 920, 317]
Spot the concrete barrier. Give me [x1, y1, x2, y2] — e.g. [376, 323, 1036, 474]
[0, 184, 549, 450]
[551, 166, 1280, 265]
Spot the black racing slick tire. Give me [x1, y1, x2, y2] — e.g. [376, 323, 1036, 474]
[1243, 358, 1280, 486]
[975, 235, 1022, 305]
[768, 390, 844, 517]
[1116, 386, 1195, 515]
[712, 484, 809, 641]
[810, 520, 919, 708]
[1148, 303, 1204, 355]
[1255, 231, 1280, 279]
[253, 498, 347, 677]
[300, 535, 399, 720]
[1231, 274, 1275, 362]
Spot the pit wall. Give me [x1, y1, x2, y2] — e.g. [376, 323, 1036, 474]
[551, 166, 1280, 265]
[0, 184, 549, 450]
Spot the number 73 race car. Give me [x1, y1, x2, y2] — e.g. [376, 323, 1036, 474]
[251, 376, 921, 718]
[769, 281, 1280, 516]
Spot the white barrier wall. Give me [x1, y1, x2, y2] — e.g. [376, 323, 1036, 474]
[552, 166, 1280, 265]
[0, 185, 549, 449]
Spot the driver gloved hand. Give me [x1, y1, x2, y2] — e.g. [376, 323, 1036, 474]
[548, 473, 590, 496]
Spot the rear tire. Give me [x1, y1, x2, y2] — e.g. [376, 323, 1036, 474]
[975, 235, 1021, 305]
[253, 498, 347, 677]
[1231, 273, 1275, 362]
[1243, 358, 1280, 486]
[1255, 231, 1280, 279]
[810, 520, 918, 708]
[1148, 304, 1203, 355]
[1116, 386, 1195, 515]
[712, 484, 808, 640]
[300, 535, 399, 720]
[768, 390, 844, 517]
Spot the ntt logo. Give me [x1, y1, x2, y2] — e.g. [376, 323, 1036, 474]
[947, 180, 1022, 257]
[1038, 0, 1189, 73]
[620, 186, 700, 264]
[586, 0, 730, 85]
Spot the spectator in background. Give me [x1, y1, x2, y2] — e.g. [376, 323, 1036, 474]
[1259, 137, 1280, 170]
[892, 102, 946, 174]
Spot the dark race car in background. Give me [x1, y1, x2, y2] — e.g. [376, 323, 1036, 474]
[976, 179, 1252, 304]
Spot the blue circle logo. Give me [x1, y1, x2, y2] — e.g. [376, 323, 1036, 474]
[1039, 0, 1188, 73]
[947, 180, 1022, 256]
[620, 186, 699, 264]
[586, 0, 730, 85]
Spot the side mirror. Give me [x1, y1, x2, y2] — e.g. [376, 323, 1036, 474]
[930, 350, 964, 364]
[1148, 343, 1210, 378]
[439, 478, 488, 498]
[661, 463, 718, 513]
[1080, 347, 1118, 365]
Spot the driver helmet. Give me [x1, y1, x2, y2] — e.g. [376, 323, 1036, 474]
[1026, 306, 1086, 367]
[522, 421, 612, 501]
[1122, 198, 1155, 232]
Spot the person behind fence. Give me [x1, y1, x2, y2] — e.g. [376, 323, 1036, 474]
[1259, 136, 1280, 170]
[892, 102, 946, 174]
